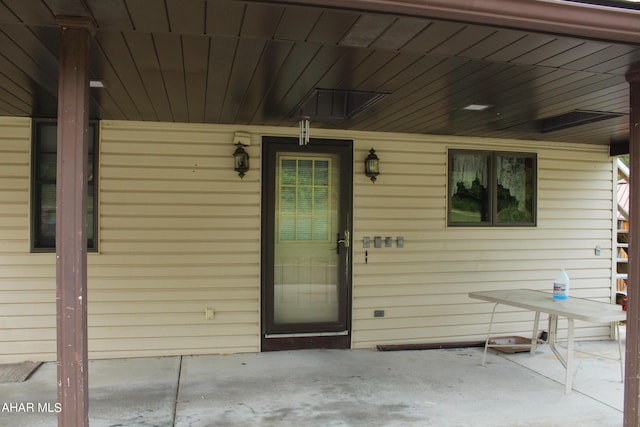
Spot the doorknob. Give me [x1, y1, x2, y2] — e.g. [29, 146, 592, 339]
[337, 230, 350, 254]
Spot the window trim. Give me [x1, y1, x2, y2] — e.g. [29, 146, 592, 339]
[31, 119, 99, 252]
[447, 149, 537, 227]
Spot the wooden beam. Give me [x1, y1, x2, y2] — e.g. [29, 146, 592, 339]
[269, 0, 640, 44]
[624, 64, 640, 427]
[55, 16, 94, 427]
[610, 137, 630, 157]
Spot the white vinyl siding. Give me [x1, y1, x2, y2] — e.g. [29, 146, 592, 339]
[0, 117, 615, 362]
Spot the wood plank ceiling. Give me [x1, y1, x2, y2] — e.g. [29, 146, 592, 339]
[0, 0, 639, 146]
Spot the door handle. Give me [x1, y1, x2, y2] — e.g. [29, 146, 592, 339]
[337, 230, 350, 254]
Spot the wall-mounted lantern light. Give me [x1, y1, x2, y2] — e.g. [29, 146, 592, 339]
[233, 142, 249, 178]
[364, 148, 380, 183]
[299, 115, 310, 146]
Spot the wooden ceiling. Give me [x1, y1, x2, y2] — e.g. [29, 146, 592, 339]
[0, 0, 639, 146]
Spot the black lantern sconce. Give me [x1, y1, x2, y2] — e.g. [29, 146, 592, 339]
[233, 142, 249, 178]
[364, 148, 380, 183]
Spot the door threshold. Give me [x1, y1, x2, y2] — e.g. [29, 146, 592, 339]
[262, 332, 351, 351]
[265, 330, 349, 339]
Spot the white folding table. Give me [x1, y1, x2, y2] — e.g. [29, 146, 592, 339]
[469, 289, 626, 393]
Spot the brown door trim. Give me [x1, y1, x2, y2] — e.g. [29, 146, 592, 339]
[260, 136, 353, 351]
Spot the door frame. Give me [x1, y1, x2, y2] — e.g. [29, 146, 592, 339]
[261, 136, 353, 351]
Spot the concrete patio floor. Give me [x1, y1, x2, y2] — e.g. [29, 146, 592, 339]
[0, 340, 625, 426]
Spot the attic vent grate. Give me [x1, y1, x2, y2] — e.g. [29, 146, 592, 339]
[298, 89, 387, 121]
[538, 109, 624, 133]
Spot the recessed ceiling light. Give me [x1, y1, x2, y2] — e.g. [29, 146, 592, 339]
[463, 103, 491, 111]
[89, 79, 105, 88]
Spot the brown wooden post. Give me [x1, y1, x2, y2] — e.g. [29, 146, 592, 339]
[625, 65, 640, 427]
[56, 17, 94, 427]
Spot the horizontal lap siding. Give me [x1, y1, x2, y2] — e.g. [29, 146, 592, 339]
[94, 121, 261, 359]
[0, 119, 262, 363]
[351, 137, 614, 348]
[0, 118, 53, 362]
[0, 118, 615, 362]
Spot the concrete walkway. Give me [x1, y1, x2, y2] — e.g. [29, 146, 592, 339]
[0, 341, 624, 426]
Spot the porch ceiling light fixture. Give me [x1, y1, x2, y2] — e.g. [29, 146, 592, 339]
[299, 115, 310, 146]
[233, 142, 249, 178]
[364, 148, 380, 183]
[463, 103, 491, 111]
[89, 79, 106, 88]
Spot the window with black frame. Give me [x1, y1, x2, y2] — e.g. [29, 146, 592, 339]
[448, 149, 537, 227]
[31, 121, 98, 251]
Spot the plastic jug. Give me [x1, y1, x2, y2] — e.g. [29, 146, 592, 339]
[553, 269, 570, 300]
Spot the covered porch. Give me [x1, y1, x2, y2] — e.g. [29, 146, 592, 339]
[0, 341, 626, 426]
[1, 0, 640, 425]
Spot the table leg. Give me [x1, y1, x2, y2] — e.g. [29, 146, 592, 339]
[565, 318, 574, 394]
[530, 311, 541, 357]
[616, 321, 624, 382]
[547, 315, 574, 393]
[481, 303, 499, 366]
[548, 314, 557, 345]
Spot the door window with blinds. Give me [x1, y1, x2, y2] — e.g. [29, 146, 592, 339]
[277, 157, 332, 242]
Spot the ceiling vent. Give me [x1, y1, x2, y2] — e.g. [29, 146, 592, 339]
[538, 110, 625, 133]
[298, 89, 387, 121]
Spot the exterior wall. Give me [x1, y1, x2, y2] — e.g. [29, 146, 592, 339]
[351, 135, 615, 348]
[0, 118, 50, 362]
[0, 117, 615, 363]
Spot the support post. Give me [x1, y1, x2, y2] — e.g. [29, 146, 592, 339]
[56, 17, 94, 427]
[624, 65, 640, 427]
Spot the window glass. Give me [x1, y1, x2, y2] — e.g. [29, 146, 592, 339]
[37, 184, 57, 247]
[37, 154, 57, 180]
[448, 149, 536, 227]
[496, 155, 535, 224]
[449, 151, 490, 224]
[32, 121, 98, 251]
